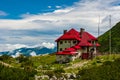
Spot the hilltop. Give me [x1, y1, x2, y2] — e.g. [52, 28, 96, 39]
[98, 22, 120, 53]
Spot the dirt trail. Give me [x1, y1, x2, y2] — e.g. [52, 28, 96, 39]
[64, 61, 89, 70]
[0, 61, 13, 67]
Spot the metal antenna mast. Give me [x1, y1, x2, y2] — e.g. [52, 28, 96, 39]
[98, 15, 100, 37]
[109, 15, 112, 54]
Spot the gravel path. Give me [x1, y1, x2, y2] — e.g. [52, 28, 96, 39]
[0, 61, 13, 67]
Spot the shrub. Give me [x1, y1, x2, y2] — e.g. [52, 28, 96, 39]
[44, 71, 55, 78]
[0, 54, 12, 61]
[103, 61, 112, 65]
[0, 64, 36, 80]
[77, 58, 120, 80]
[54, 67, 65, 73]
[16, 54, 29, 63]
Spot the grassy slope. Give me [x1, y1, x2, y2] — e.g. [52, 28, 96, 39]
[0, 64, 36, 80]
[1, 54, 120, 80]
[78, 54, 120, 80]
[98, 22, 120, 53]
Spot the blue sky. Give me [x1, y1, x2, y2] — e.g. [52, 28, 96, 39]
[0, 0, 120, 51]
[0, 0, 79, 19]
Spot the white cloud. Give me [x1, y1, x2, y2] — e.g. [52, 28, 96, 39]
[48, 6, 52, 8]
[0, 10, 8, 16]
[53, 8, 73, 13]
[0, 0, 120, 47]
[41, 42, 55, 49]
[56, 6, 62, 8]
[20, 12, 35, 18]
[0, 0, 119, 31]
[0, 44, 28, 52]
[0, 42, 55, 52]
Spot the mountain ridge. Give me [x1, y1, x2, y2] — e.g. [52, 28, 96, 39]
[0, 46, 57, 57]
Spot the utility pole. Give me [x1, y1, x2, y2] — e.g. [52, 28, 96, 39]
[109, 15, 112, 55]
[95, 15, 100, 58]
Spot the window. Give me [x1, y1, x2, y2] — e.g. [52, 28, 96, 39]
[88, 40, 91, 43]
[73, 40, 77, 44]
[92, 41, 95, 44]
[60, 48, 62, 51]
[68, 41, 71, 43]
[77, 41, 80, 44]
[69, 55, 72, 58]
[82, 46, 86, 50]
[59, 56, 62, 58]
[60, 41, 63, 44]
[65, 41, 67, 43]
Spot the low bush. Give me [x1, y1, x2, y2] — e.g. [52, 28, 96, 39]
[77, 58, 120, 80]
[0, 64, 36, 80]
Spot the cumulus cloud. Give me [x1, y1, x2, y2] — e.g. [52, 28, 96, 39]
[20, 12, 35, 18]
[0, 0, 120, 49]
[41, 42, 55, 49]
[53, 8, 73, 13]
[0, 42, 55, 52]
[0, 0, 119, 31]
[48, 6, 52, 8]
[0, 44, 28, 52]
[56, 6, 62, 8]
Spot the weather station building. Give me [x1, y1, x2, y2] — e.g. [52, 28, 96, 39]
[55, 28, 100, 63]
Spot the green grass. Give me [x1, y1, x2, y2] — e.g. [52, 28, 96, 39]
[30, 54, 56, 68]
[1, 53, 120, 79]
[76, 54, 120, 80]
[29, 54, 67, 71]
[0, 63, 36, 80]
[98, 22, 120, 53]
[64, 54, 120, 77]
[70, 58, 81, 64]
[77, 55, 120, 80]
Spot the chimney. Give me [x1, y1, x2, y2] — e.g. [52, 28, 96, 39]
[63, 30, 67, 34]
[80, 28, 85, 33]
[80, 28, 85, 37]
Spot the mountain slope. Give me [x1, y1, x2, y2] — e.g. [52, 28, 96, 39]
[98, 22, 120, 53]
[0, 47, 57, 57]
[78, 55, 120, 80]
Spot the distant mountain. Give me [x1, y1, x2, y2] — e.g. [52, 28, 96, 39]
[0, 46, 57, 57]
[98, 22, 120, 53]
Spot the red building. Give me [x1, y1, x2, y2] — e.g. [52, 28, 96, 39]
[55, 28, 100, 63]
